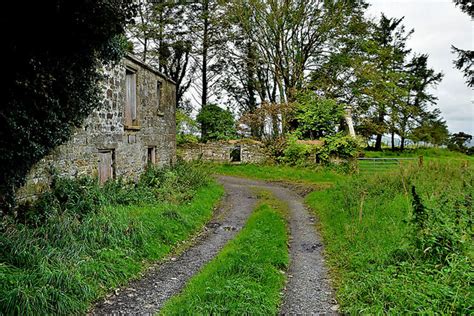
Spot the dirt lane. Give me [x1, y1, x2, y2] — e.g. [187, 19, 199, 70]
[91, 178, 258, 315]
[92, 176, 337, 315]
[216, 176, 337, 315]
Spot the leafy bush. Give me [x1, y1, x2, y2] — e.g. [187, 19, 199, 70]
[278, 133, 318, 165]
[316, 133, 363, 163]
[276, 133, 361, 168]
[177, 133, 199, 145]
[294, 92, 344, 138]
[176, 109, 200, 145]
[196, 104, 236, 142]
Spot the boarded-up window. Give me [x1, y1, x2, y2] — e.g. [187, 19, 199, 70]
[147, 147, 156, 165]
[157, 81, 163, 113]
[125, 70, 137, 126]
[98, 150, 115, 184]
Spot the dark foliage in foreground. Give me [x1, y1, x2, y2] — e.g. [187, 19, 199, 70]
[1, 0, 137, 213]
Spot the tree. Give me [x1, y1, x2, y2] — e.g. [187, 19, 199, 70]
[452, 0, 473, 87]
[225, 0, 368, 136]
[188, 0, 228, 109]
[395, 54, 443, 150]
[363, 14, 413, 150]
[410, 115, 449, 147]
[294, 92, 344, 139]
[1, 0, 136, 213]
[196, 104, 236, 142]
[448, 132, 473, 153]
[127, 1, 194, 108]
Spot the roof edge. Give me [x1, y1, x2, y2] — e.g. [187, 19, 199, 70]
[124, 53, 176, 85]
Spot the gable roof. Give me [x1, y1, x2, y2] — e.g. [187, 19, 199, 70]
[125, 53, 176, 85]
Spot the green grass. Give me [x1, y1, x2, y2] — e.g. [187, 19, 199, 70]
[0, 182, 224, 315]
[160, 191, 289, 315]
[364, 147, 474, 161]
[306, 162, 473, 314]
[359, 148, 472, 174]
[211, 163, 341, 185]
[207, 157, 473, 313]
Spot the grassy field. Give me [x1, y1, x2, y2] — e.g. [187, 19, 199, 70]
[363, 147, 474, 161]
[160, 191, 289, 315]
[307, 162, 473, 314]
[0, 165, 224, 315]
[211, 163, 341, 185]
[209, 153, 473, 314]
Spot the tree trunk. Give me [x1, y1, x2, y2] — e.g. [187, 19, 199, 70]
[344, 106, 356, 137]
[375, 134, 383, 151]
[400, 136, 405, 151]
[374, 110, 385, 150]
[391, 132, 395, 150]
[201, 0, 209, 108]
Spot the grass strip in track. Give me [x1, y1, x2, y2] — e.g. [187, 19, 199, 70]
[160, 191, 289, 315]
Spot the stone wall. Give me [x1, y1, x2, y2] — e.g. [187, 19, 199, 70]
[17, 54, 176, 202]
[178, 140, 267, 164]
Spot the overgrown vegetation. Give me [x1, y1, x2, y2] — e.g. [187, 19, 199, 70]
[271, 133, 362, 168]
[1, 0, 137, 213]
[160, 191, 289, 315]
[307, 162, 473, 313]
[0, 163, 224, 315]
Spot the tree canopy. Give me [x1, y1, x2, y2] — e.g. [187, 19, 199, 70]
[1, 0, 136, 212]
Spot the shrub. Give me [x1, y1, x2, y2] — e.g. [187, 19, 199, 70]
[15, 162, 210, 226]
[196, 104, 236, 142]
[316, 133, 363, 163]
[278, 133, 317, 166]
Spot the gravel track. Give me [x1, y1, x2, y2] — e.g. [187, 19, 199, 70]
[91, 176, 337, 315]
[91, 177, 258, 315]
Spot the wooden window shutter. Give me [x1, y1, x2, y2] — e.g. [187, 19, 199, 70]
[125, 70, 137, 126]
[157, 81, 162, 112]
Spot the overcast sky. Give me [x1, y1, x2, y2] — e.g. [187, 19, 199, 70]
[367, 0, 473, 135]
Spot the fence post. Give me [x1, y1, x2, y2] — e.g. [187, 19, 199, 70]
[418, 155, 424, 167]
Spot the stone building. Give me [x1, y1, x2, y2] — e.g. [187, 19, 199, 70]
[18, 54, 176, 201]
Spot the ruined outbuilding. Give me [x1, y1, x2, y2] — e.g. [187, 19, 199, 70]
[18, 54, 176, 201]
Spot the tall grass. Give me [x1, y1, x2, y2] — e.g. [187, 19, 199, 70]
[0, 163, 224, 315]
[363, 147, 474, 161]
[307, 161, 473, 313]
[160, 191, 289, 315]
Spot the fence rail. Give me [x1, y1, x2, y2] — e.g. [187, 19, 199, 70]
[357, 156, 422, 173]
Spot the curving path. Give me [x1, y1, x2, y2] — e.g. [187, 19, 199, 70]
[91, 176, 337, 315]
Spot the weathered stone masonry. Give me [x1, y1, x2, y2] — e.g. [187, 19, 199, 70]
[178, 140, 267, 164]
[18, 54, 176, 201]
